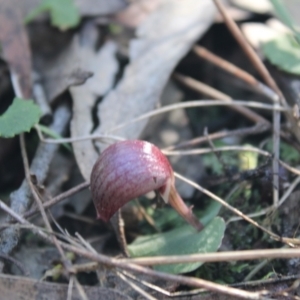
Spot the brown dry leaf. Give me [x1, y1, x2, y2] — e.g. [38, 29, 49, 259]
[70, 24, 119, 180]
[38, 36, 93, 103]
[95, 0, 216, 146]
[0, 274, 132, 300]
[0, 0, 32, 98]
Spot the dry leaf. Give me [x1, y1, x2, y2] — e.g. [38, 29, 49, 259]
[95, 0, 216, 145]
[0, 0, 32, 98]
[70, 24, 119, 180]
[39, 36, 93, 102]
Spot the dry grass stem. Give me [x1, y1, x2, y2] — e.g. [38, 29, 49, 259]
[117, 271, 157, 300]
[0, 199, 269, 299]
[175, 73, 267, 124]
[164, 123, 271, 151]
[107, 100, 287, 134]
[228, 176, 300, 223]
[20, 134, 74, 274]
[192, 46, 278, 102]
[23, 181, 90, 219]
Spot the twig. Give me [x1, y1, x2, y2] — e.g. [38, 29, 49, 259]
[67, 275, 74, 300]
[192, 46, 278, 102]
[0, 104, 70, 261]
[117, 271, 157, 300]
[35, 125, 125, 145]
[19, 133, 74, 275]
[174, 172, 283, 242]
[0, 199, 269, 300]
[107, 99, 287, 134]
[23, 181, 90, 220]
[164, 123, 271, 151]
[163, 145, 300, 177]
[212, 0, 283, 98]
[0, 252, 29, 276]
[73, 276, 89, 300]
[212, 0, 284, 214]
[174, 73, 267, 123]
[228, 176, 300, 224]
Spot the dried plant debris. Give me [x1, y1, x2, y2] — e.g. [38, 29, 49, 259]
[94, 0, 217, 146]
[70, 23, 119, 180]
[2, 0, 300, 299]
[0, 274, 132, 300]
[0, 0, 32, 98]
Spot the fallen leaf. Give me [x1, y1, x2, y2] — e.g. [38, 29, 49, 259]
[95, 0, 217, 148]
[0, 0, 32, 98]
[70, 23, 119, 180]
[39, 37, 93, 102]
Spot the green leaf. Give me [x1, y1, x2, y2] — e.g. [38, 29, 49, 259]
[128, 217, 225, 274]
[262, 34, 300, 75]
[269, 0, 300, 40]
[25, 0, 80, 30]
[0, 97, 41, 138]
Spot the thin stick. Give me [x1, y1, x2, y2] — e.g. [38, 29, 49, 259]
[107, 100, 287, 134]
[67, 275, 74, 300]
[174, 172, 281, 241]
[23, 181, 90, 219]
[164, 123, 271, 151]
[35, 125, 125, 145]
[0, 199, 269, 300]
[175, 73, 267, 123]
[0, 252, 29, 275]
[118, 247, 300, 266]
[117, 271, 157, 300]
[163, 145, 300, 177]
[212, 0, 283, 99]
[20, 134, 74, 275]
[228, 176, 300, 224]
[73, 276, 89, 300]
[192, 46, 278, 102]
[212, 0, 283, 209]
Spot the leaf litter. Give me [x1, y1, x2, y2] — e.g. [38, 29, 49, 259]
[1, 0, 300, 299]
